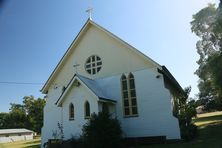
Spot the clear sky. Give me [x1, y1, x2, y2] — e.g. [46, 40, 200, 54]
[0, 0, 219, 112]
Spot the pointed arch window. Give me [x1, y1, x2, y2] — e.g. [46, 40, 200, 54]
[128, 73, 138, 115]
[121, 74, 130, 116]
[69, 103, 74, 120]
[85, 101, 90, 119]
[121, 73, 138, 117]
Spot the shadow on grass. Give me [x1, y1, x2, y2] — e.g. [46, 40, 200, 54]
[24, 144, 40, 148]
[193, 115, 222, 123]
[139, 121, 222, 148]
[25, 140, 40, 145]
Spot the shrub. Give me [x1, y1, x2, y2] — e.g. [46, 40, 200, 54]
[174, 87, 198, 141]
[62, 137, 85, 148]
[82, 112, 122, 148]
[180, 122, 197, 141]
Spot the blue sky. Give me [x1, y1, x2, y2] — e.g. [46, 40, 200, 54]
[0, 0, 218, 112]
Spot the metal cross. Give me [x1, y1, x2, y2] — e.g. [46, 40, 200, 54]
[73, 63, 80, 74]
[86, 7, 93, 20]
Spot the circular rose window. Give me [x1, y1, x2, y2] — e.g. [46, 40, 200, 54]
[85, 55, 102, 75]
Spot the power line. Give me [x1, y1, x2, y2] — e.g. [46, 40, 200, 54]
[0, 81, 44, 85]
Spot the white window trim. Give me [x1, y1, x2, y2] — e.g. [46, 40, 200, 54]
[121, 73, 138, 117]
[85, 55, 102, 75]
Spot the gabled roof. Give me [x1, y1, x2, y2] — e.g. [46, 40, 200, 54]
[41, 19, 162, 94]
[0, 129, 34, 135]
[56, 74, 116, 107]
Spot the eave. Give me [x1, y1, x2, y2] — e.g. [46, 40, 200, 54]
[158, 66, 184, 93]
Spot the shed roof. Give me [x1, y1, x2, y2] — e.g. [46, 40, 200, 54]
[0, 129, 34, 135]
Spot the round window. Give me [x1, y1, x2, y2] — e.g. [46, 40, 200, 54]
[85, 55, 102, 75]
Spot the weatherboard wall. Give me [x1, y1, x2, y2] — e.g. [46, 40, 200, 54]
[0, 133, 33, 143]
[41, 20, 181, 147]
[62, 84, 99, 139]
[46, 24, 157, 93]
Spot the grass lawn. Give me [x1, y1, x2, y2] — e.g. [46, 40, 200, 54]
[0, 136, 40, 148]
[0, 112, 221, 148]
[140, 111, 222, 148]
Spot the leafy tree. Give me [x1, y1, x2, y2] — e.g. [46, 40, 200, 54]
[191, 1, 222, 110]
[174, 87, 197, 140]
[23, 96, 45, 133]
[0, 96, 45, 134]
[0, 112, 8, 129]
[3, 103, 30, 129]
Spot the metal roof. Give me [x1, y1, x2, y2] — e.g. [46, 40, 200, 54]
[56, 74, 117, 106]
[0, 129, 34, 135]
[77, 75, 116, 102]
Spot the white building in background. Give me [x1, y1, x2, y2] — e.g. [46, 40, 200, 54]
[41, 19, 183, 147]
[0, 129, 34, 143]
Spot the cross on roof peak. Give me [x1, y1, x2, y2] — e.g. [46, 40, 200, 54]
[73, 63, 80, 74]
[86, 7, 93, 20]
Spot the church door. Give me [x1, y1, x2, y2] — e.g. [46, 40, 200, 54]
[102, 103, 109, 114]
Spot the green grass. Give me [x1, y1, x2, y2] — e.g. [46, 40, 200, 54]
[0, 136, 40, 148]
[140, 111, 222, 148]
[0, 112, 221, 148]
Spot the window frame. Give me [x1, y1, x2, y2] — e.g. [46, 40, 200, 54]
[121, 73, 138, 117]
[85, 55, 102, 75]
[69, 103, 74, 120]
[84, 101, 90, 119]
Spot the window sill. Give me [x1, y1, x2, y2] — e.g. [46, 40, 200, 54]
[69, 118, 74, 121]
[123, 115, 139, 118]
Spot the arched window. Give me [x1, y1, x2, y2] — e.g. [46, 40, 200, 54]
[121, 74, 130, 116]
[128, 73, 138, 115]
[85, 101, 90, 119]
[69, 103, 74, 120]
[121, 73, 138, 117]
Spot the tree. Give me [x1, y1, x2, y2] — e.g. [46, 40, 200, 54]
[0, 112, 8, 129]
[0, 96, 45, 134]
[23, 96, 45, 133]
[4, 103, 30, 129]
[174, 87, 197, 140]
[191, 2, 222, 111]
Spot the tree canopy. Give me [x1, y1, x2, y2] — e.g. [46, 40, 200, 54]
[0, 96, 45, 134]
[191, 1, 222, 111]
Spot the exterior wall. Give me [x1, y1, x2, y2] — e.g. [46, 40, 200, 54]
[119, 69, 181, 139]
[97, 68, 180, 139]
[41, 23, 181, 147]
[81, 69, 179, 139]
[41, 86, 63, 146]
[41, 68, 181, 147]
[48, 25, 156, 94]
[41, 25, 159, 147]
[0, 133, 33, 143]
[61, 84, 99, 140]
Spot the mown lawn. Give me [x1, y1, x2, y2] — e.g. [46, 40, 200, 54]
[140, 111, 222, 148]
[0, 136, 40, 148]
[0, 112, 221, 148]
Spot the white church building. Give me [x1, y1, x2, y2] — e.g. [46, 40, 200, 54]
[41, 19, 182, 147]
